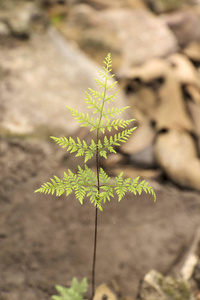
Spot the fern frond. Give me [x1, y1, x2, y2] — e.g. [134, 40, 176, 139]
[88, 88, 104, 100]
[94, 77, 117, 93]
[34, 176, 65, 196]
[51, 136, 88, 152]
[66, 106, 97, 129]
[51, 277, 88, 300]
[99, 118, 135, 133]
[51, 136, 101, 163]
[104, 90, 119, 104]
[99, 185, 114, 203]
[84, 91, 102, 113]
[113, 173, 156, 202]
[99, 168, 111, 185]
[104, 106, 130, 118]
[105, 81, 118, 92]
[94, 77, 105, 89]
[98, 70, 109, 80]
[35, 52, 156, 213]
[102, 128, 137, 154]
[77, 165, 97, 186]
[98, 168, 114, 204]
[35, 166, 98, 204]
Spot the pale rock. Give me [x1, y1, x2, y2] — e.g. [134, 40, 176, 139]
[0, 2, 38, 39]
[59, 7, 178, 71]
[180, 227, 200, 281]
[183, 41, 200, 63]
[144, 0, 184, 14]
[56, 4, 123, 71]
[0, 21, 10, 36]
[129, 145, 155, 169]
[168, 53, 200, 103]
[78, 0, 146, 9]
[120, 123, 155, 155]
[168, 53, 200, 87]
[100, 9, 178, 71]
[120, 122, 156, 168]
[0, 27, 127, 137]
[138, 269, 191, 300]
[186, 100, 200, 151]
[187, 101, 200, 135]
[0, 0, 17, 10]
[93, 284, 117, 300]
[154, 130, 200, 191]
[101, 153, 125, 168]
[162, 9, 200, 46]
[119, 59, 194, 132]
[139, 270, 166, 300]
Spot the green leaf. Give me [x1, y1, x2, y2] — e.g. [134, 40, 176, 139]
[51, 277, 88, 300]
[35, 52, 156, 212]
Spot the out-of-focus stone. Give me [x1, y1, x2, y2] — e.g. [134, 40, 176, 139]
[168, 53, 200, 103]
[186, 101, 200, 151]
[138, 269, 191, 300]
[162, 10, 200, 47]
[0, 27, 127, 138]
[100, 9, 178, 71]
[129, 145, 155, 169]
[180, 227, 200, 281]
[79, 0, 146, 9]
[120, 122, 156, 168]
[119, 59, 194, 132]
[120, 123, 155, 155]
[0, 0, 17, 10]
[93, 284, 117, 300]
[139, 270, 166, 300]
[154, 130, 200, 191]
[0, 2, 42, 39]
[101, 153, 125, 168]
[168, 53, 200, 87]
[0, 21, 10, 36]
[183, 41, 200, 63]
[58, 7, 178, 71]
[144, 0, 184, 14]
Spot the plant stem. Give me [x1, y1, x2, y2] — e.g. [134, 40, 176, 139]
[92, 65, 109, 299]
[91, 131, 100, 299]
[91, 205, 98, 299]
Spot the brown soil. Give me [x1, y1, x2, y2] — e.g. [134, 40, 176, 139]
[1, 138, 200, 300]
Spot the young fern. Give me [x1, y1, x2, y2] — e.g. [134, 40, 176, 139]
[35, 53, 156, 298]
[51, 277, 88, 300]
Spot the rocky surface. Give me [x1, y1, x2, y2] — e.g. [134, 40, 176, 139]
[162, 8, 200, 47]
[118, 52, 200, 191]
[0, 27, 127, 137]
[1, 1, 200, 300]
[144, 0, 185, 14]
[1, 138, 200, 300]
[57, 5, 178, 72]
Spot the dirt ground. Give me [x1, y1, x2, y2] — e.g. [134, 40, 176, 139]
[0, 137, 200, 300]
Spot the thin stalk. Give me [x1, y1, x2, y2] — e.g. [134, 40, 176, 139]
[91, 132, 100, 299]
[91, 65, 109, 299]
[91, 205, 98, 299]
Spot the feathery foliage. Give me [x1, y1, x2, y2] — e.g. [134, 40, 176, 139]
[34, 53, 156, 298]
[35, 53, 156, 210]
[51, 277, 88, 300]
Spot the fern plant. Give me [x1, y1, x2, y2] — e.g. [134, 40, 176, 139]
[35, 53, 156, 299]
[51, 277, 88, 300]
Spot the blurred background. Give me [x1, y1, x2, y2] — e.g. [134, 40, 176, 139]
[1, 0, 200, 299]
